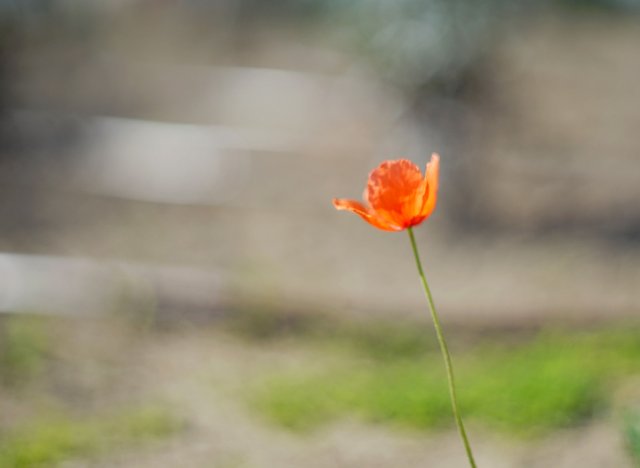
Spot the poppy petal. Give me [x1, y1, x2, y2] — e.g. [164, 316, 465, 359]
[332, 198, 401, 231]
[366, 159, 424, 226]
[420, 153, 439, 218]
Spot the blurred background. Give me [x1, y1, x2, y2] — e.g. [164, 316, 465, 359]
[1, 0, 640, 466]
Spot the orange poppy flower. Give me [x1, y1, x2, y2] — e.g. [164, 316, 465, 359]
[333, 154, 439, 231]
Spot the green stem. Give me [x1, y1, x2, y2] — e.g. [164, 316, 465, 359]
[407, 227, 477, 468]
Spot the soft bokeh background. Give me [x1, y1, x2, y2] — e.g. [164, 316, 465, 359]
[1, 1, 640, 466]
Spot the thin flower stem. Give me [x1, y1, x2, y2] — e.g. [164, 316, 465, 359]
[407, 227, 477, 468]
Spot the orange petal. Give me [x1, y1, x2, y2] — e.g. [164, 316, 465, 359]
[366, 159, 425, 227]
[419, 153, 439, 218]
[332, 198, 401, 231]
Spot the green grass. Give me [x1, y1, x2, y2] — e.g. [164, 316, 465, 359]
[624, 409, 640, 464]
[247, 323, 640, 435]
[0, 316, 49, 387]
[0, 405, 182, 467]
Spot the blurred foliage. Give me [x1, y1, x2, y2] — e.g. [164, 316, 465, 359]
[254, 0, 523, 88]
[0, 315, 49, 387]
[227, 306, 329, 341]
[0, 405, 182, 468]
[228, 306, 440, 358]
[558, 0, 640, 10]
[247, 323, 640, 435]
[7, 0, 638, 94]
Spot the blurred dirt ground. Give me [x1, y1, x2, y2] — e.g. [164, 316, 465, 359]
[47, 324, 632, 468]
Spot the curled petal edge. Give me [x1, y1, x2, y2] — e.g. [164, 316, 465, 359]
[420, 153, 439, 218]
[332, 198, 402, 231]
